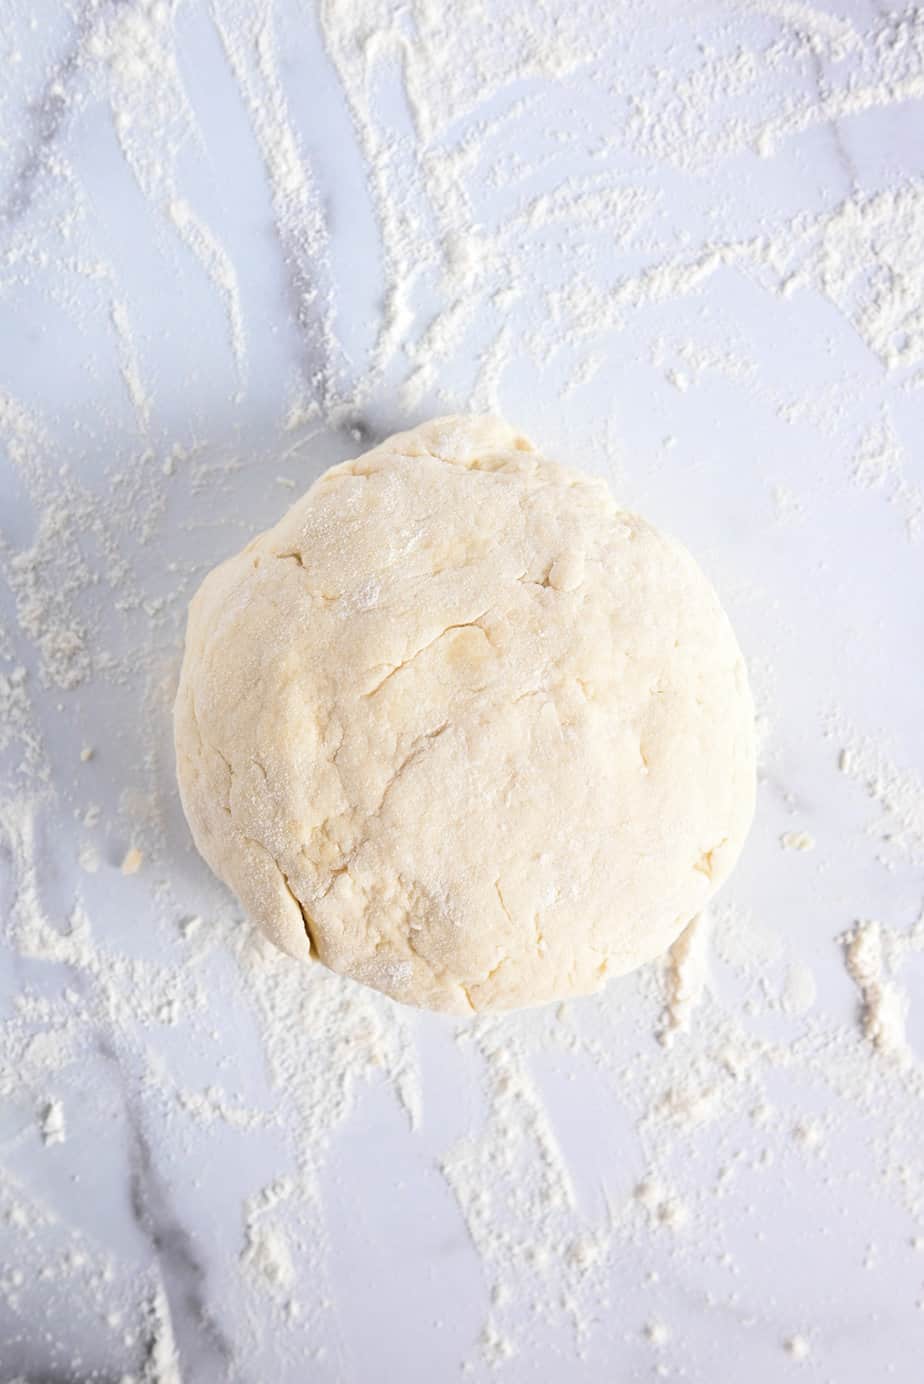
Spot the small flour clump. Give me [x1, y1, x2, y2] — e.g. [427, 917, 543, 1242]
[659, 913, 710, 1045]
[784, 1334, 811, 1361]
[843, 921, 907, 1060]
[780, 830, 815, 852]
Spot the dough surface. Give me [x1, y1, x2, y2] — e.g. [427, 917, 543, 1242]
[175, 416, 755, 1013]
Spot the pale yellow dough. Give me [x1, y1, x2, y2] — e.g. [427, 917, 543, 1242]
[175, 416, 755, 1013]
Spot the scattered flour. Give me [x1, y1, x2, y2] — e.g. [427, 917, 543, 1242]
[832, 714, 924, 866]
[1, 0, 923, 1378]
[851, 410, 923, 542]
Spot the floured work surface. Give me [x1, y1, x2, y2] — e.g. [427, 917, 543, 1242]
[1, 2, 923, 1380]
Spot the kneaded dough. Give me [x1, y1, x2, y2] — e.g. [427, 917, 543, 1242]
[175, 415, 755, 1013]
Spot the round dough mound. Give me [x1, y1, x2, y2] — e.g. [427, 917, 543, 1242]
[175, 416, 755, 1013]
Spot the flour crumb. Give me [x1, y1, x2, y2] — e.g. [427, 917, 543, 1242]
[480, 1324, 516, 1364]
[784, 1334, 810, 1361]
[656, 1194, 689, 1231]
[121, 846, 144, 876]
[80, 746, 94, 763]
[780, 831, 815, 852]
[643, 1319, 671, 1346]
[792, 1119, 823, 1152]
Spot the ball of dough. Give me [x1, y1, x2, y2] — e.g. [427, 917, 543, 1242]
[175, 416, 755, 1013]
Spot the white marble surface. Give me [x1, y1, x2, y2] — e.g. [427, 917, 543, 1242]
[1, 2, 924, 1381]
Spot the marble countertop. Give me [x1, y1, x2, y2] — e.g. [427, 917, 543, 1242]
[1, 3, 923, 1381]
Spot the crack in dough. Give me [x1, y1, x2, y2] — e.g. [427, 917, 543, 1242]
[369, 722, 451, 822]
[279, 867, 320, 955]
[494, 879, 513, 925]
[364, 619, 489, 697]
[275, 550, 340, 602]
